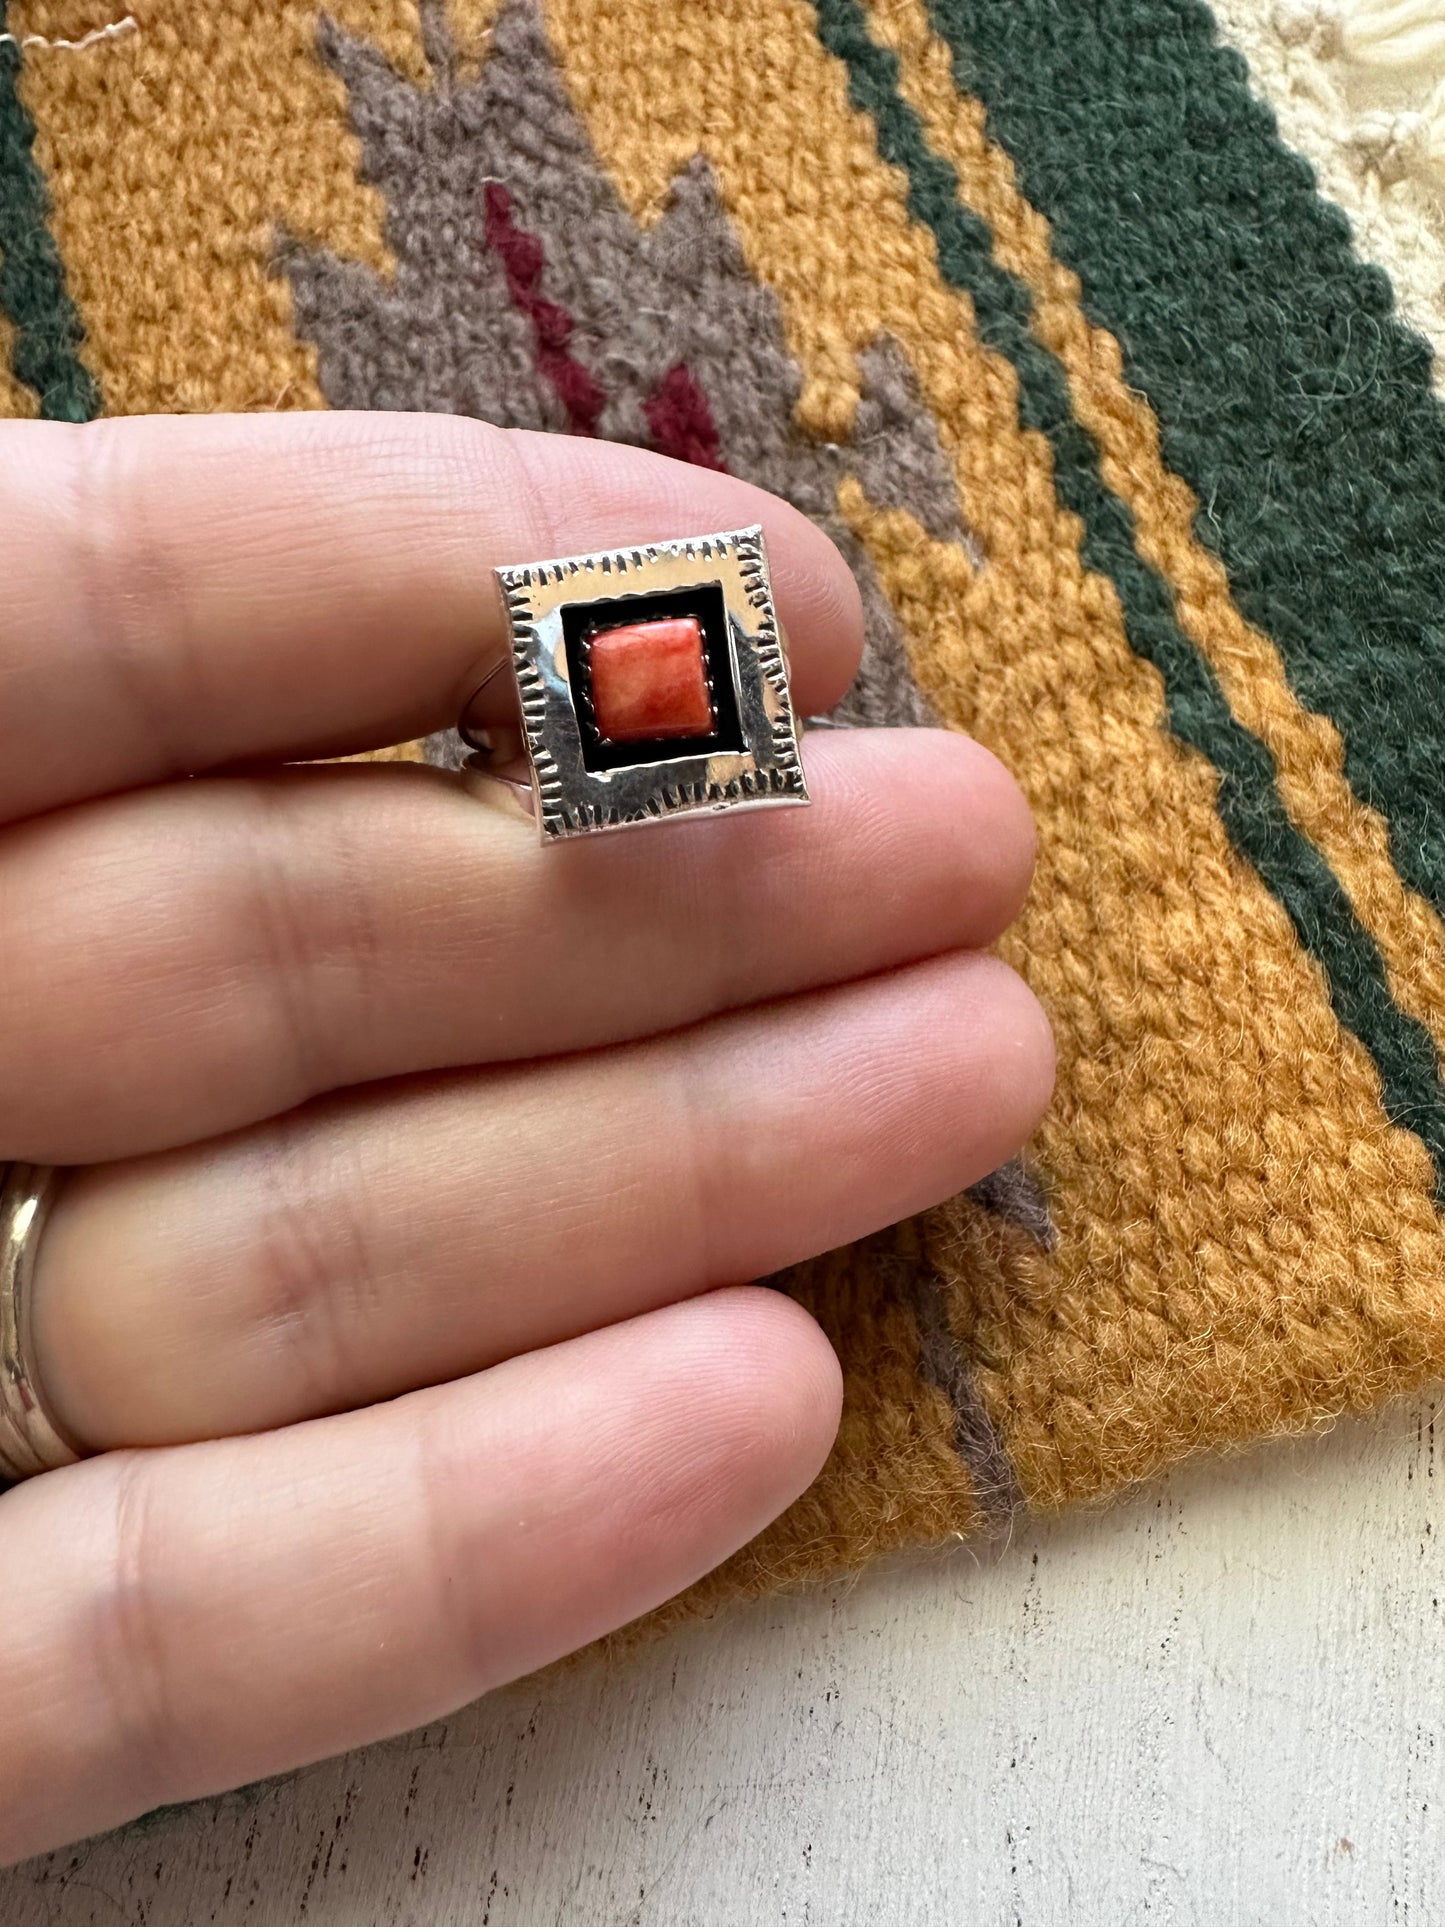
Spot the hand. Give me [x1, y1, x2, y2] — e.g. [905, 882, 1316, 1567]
[0, 413, 1051, 1862]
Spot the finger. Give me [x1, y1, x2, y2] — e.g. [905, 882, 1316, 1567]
[0, 1290, 840, 1865]
[0, 413, 862, 824]
[32, 950, 1052, 1449]
[0, 730, 1037, 1162]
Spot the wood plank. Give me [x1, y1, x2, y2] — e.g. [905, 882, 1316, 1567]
[10, 1395, 1441, 1923]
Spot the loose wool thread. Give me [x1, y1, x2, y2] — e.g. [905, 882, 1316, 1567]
[1278, 0, 1445, 176]
[1323, 0, 1445, 65]
[2, 0, 1444, 1602]
[0, 14, 135, 52]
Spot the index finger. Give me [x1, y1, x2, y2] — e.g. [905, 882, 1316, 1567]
[0, 414, 864, 825]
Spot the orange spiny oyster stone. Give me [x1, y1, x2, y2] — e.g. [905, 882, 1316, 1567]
[587, 616, 715, 742]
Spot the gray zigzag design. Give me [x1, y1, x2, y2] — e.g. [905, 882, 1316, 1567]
[282, 0, 969, 730]
[283, 0, 1054, 1265]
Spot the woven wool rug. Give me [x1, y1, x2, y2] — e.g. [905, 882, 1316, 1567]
[4, 0, 1445, 1616]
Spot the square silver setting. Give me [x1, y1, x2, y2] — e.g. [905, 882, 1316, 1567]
[495, 524, 809, 841]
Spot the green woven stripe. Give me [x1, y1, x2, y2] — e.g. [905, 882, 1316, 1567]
[0, 18, 100, 421]
[814, 0, 1445, 1191]
[927, 0, 1445, 930]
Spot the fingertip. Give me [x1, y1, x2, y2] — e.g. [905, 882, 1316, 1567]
[954, 737, 1038, 927]
[798, 726, 1038, 948]
[948, 951, 1057, 1156]
[881, 728, 1038, 933]
[692, 1286, 844, 1504]
[604, 1288, 841, 1558]
[771, 509, 866, 714]
[804, 949, 1055, 1211]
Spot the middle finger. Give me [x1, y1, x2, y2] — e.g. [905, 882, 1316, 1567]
[0, 729, 1034, 1161]
[30, 950, 1053, 1449]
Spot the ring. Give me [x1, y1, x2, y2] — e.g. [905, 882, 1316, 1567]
[461, 525, 809, 841]
[0, 1163, 82, 1484]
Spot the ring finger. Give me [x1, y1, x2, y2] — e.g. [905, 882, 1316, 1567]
[29, 950, 1053, 1449]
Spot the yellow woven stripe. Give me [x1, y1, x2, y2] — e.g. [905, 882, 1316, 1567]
[0, 304, 39, 418]
[843, 485, 1445, 1504]
[10, 0, 426, 414]
[865, 0, 1445, 1072]
[543, 0, 1445, 1509]
[341, 742, 430, 763]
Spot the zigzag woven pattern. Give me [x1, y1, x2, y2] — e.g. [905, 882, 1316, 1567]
[4, 0, 1445, 1607]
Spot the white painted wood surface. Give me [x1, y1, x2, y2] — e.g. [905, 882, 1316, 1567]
[8, 1394, 1442, 1925]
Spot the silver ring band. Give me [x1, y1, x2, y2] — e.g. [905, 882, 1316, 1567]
[0, 1163, 81, 1483]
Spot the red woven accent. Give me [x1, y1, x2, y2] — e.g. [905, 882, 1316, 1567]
[644, 361, 727, 470]
[483, 180, 605, 435]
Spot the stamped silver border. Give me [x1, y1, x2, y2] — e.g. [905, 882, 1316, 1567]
[495, 524, 809, 841]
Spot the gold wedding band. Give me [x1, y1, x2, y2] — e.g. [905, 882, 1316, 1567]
[0, 1163, 81, 1484]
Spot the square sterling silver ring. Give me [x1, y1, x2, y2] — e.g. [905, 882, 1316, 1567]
[461, 525, 809, 842]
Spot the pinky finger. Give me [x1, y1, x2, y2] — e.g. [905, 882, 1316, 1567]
[0, 1289, 840, 1865]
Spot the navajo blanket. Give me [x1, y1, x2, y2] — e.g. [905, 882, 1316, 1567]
[4, 0, 1444, 1612]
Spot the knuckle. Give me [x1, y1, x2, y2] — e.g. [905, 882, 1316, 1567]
[243, 1121, 382, 1417]
[230, 786, 385, 1102]
[64, 421, 201, 776]
[656, 1050, 725, 1287]
[235, 802, 329, 1086]
[86, 1455, 189, 1805]
[482, 420, 559, 559]
[408, 1398, 508, 1687]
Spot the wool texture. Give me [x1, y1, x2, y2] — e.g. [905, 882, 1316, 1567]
[4, 0, 1445, 1604]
